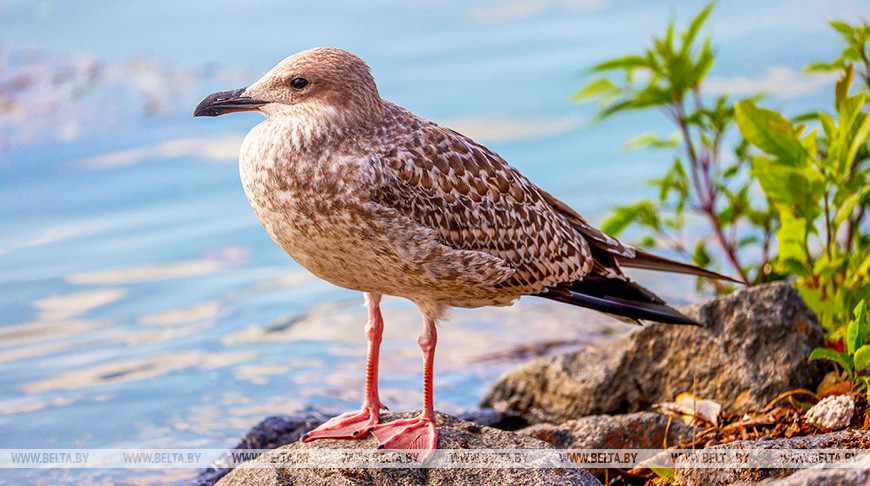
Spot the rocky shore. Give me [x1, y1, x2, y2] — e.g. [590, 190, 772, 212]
[193, 283, 870, 486]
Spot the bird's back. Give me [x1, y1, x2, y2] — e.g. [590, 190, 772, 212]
[365, 102, 635, 302]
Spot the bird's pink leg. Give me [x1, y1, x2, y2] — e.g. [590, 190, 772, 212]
[302, 293, 386, 441]
[370, 314, 438, 462]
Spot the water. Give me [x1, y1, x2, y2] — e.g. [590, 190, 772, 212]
[1, 0, 868, 483]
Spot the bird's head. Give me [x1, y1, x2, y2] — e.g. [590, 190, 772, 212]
[194, 47, 384, 130]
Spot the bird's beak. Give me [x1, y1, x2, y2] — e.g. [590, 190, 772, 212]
[193, 88, 267, 117]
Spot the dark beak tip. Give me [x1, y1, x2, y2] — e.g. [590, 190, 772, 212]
[192, 99, 218, 118]
[193, 87, 264, 118]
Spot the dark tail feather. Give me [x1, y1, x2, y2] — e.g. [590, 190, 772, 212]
[536, 275, 699, 325]
[617, 248, 742, 284]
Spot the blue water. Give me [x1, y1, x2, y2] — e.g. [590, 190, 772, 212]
[2, 0, 869, 483]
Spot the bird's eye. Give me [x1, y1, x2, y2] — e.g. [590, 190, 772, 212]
[290, 77, 309, 90]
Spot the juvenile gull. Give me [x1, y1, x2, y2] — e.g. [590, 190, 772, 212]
[194, 47, 733, 461]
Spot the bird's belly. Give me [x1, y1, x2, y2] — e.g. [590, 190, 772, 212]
[241, 177, 514, 304]
[239, 169, 405, 294]
[264, 212, 392, 292]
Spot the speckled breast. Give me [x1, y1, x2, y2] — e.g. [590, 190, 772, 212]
[237, 120, 423, 297]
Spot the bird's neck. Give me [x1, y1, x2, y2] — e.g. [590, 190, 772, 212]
[266, 103, 378, 155]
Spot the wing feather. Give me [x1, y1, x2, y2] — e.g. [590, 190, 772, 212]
[368, 104, 595, 295]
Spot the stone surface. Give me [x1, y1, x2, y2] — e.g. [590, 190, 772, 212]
[481, 283, 824, 424]
[190, 414, 325, 486]
[215, 411, 601, 486]
[675, 429, 870, 486]
[804, 394, 855, 430]
[748, 453, 870, 485]
[520, 412, 699, 480]
[519, 412, 698, 450]
[458, 408, 529, 431]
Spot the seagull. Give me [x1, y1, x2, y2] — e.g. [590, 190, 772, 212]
[194, 47, 733, 461]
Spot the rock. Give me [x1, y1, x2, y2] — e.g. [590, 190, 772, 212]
[193, 410, 527, 486]
[675, 429, 870, 486]
[748, 453, 870, 485]
[520, 412, 698, 479]
[190, 414, 325, 486]
[804, 394, 854, 430]
[215, 411, 601, 486]
[458, 408, 529, 431]
[481, 283, 823, 424]
[519, 412, 697, 450]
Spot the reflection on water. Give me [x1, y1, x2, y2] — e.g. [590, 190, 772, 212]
[33, 288, 127, 320]
[67, 260, 231, 285]
[0, 318, 108, 347]
[2, 0, 868, 484]
[140, 301, 221, 326]
[22, 350, 258, 394]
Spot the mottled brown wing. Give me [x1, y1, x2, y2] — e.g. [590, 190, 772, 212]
[368, 109, 596, 295]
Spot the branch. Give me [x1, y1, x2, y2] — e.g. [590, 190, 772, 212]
[674, 98, 751, 284]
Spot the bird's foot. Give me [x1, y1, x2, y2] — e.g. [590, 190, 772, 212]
[301, 406, 382, 441]
[371, 415, 438, 462]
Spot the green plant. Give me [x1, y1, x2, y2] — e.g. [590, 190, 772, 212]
[809, 300, 870, 389]
[806, 20, 870, 93]
[574, 3, 776, 290]
[734, 66, 870, 333]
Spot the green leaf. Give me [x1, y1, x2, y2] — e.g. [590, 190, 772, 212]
[800, 129, 818, 159]
[847, 300, 869, 356]
[639, 235, 657, 248]
[623, 132, 680, 151]
[751, 156, 825, 212]
[738, 236, 761, 247]
[601, 201, 661, 236]
[773, 211, 811, 277]
[631, 85, 676, 109]
[842, 111, 870, 175]
[692, 37, 715, 83]
[819, 112, 837, 139]
[572, 78, 620, 103]
[734, 102, 806, 163]
[847, 253, 870, 287]
[829, 20, 856, 36]
[791, 111, 820, 124]
[589, 55, 649, 73]
[649, 465, 676, 484]
[693, 240, 712, 267]
[855, 300, 869, 330]
[835, 66, 854, 108]
[721, 165, 739, 178]
[682, 2, 714, 49]
[854, 345, 870, 373]
[834, 186, 870, 226]
[808, 347, 853, 375]
[805, 60, 847, 73]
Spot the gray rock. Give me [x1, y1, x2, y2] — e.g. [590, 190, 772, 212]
[675, 429, 870, 486]
[193, 410, 526, 486]
[191, 414, 325, 486]
[481, 283, 823, 424]
[520, 412, 698, 450]
[520, 412, 698, 480]
[215, 411, 601, 486]
[750, 453, 870, 485]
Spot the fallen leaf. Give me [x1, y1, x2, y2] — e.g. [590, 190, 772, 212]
[655, 392, 722, 426]
[817, 370, 852, 397]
